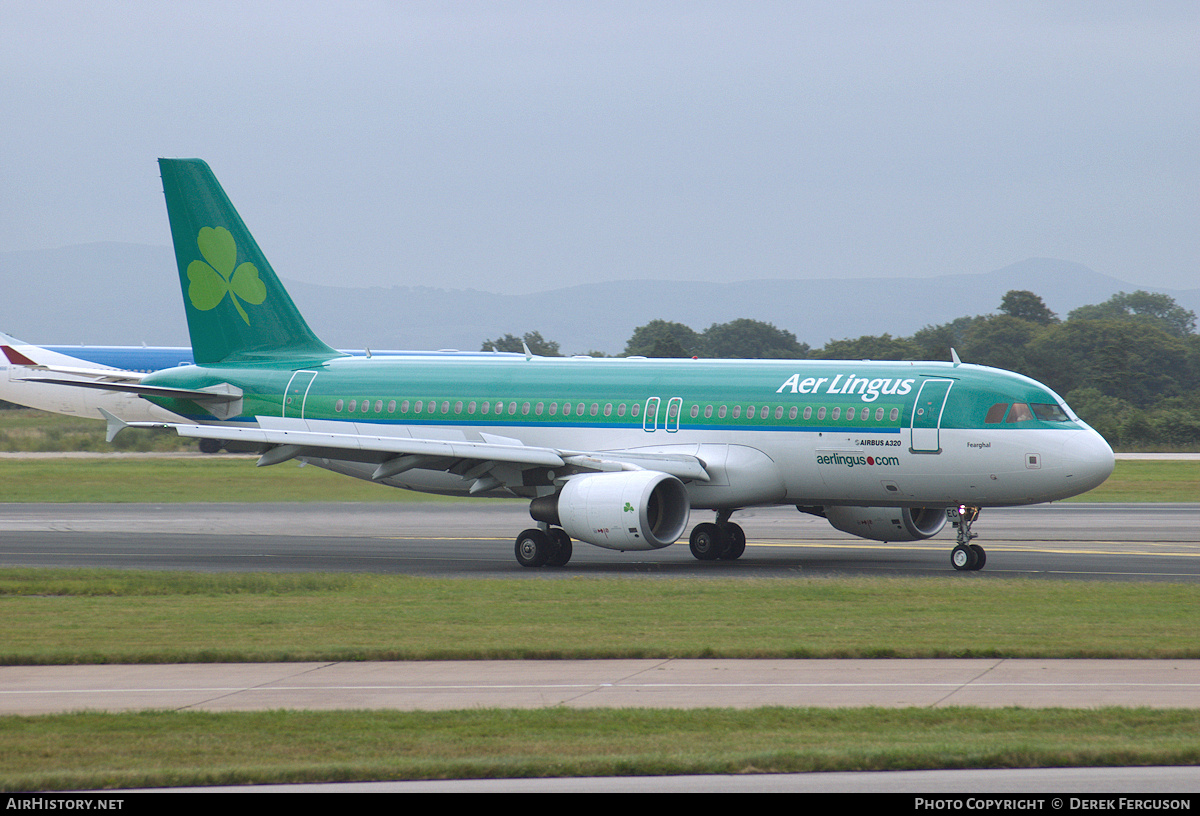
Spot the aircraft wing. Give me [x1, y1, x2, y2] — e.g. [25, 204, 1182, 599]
[2, 344, 147, 384]
[109, 413, 711, 486]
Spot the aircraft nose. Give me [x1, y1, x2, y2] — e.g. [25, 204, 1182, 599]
[1061, 429, 1115, 495]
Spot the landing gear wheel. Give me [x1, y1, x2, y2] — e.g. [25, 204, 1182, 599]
[718, 522, 746, 560]
[515, 528, 552, 568]
[546, 528, 573, 567]
[949, 505, 985, 572]
[689, 523, 727, 561]
[951, 543, 978, 571]
[969, 544, 986, 570]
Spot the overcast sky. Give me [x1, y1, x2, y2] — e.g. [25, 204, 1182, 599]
[3, 1, 1196, 294]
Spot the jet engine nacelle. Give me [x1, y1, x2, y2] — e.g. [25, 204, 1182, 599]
[530, 471, 691, 551]
[823, 505, 946, 542]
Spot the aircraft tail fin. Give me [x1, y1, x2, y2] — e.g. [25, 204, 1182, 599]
[158, 158, 342, 365]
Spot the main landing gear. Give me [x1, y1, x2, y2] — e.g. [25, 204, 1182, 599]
[948, 505, 986, 571]
[514, 526, 573, 568]
[688, 510, 747, 562]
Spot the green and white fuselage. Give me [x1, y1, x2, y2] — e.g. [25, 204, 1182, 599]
[142, 352, 1113, 511]
[107, 159, 1115, 569]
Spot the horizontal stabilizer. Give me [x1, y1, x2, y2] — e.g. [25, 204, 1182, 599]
[8, 377, 240, 402]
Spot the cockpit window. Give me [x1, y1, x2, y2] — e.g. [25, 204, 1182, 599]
[1005, 403, 1034, 423]
[984, 403, 1008, 424]
[1031, 402, 1069, 422]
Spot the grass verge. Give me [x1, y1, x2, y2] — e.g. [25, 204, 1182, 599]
[4, 707, 1199, 791]
[0, 457, 465, 503]
[2, 570, 1197, 663]
[1065, 460, 1200, 502]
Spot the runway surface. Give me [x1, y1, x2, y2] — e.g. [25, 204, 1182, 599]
[1, 501, 1197, 580]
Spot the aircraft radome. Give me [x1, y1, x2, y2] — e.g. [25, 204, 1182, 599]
[15, 159, 1116, 571]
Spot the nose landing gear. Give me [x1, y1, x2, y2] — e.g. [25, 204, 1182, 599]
[948, 505, 985, 571]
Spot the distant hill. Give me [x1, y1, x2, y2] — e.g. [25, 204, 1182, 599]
[4, 244, 1197, 355]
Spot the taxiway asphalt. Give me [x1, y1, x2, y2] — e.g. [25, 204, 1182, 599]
[0, 501, 1196, 580]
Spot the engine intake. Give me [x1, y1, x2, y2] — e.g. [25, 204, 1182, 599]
[530, 471, 690, 551]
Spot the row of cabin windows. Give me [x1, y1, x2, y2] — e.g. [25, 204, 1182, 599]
[984, 402, 1070, 424]
[693, 404, 900, 422]
[333, 398, 641, 418]
[330, 397, 902, 424]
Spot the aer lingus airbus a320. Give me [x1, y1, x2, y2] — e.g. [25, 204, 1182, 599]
[38, 159, 1117, 570]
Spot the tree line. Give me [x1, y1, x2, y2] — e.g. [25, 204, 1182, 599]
[483, 290, 1200, 449]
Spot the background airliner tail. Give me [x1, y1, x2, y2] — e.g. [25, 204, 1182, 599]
[158, 158, 341, 365]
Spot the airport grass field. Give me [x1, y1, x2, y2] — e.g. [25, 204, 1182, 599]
[3, 410, 1199, 789]
[2, 570, 1200, 790]
[5, 707, 1198, 791]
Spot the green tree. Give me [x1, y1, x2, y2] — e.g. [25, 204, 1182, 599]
[814, 334, 919, 361]
[622, 320, 702, 358]
[998, 290, 1058, 325]
[908, 316, 984, 361]
[702, 319, 809, 359]
[1062, 387, 1133, 446]
[1026, 319, 1193, 408]
[1068, 291, 1196, 337]
[959, 315, 1046, 374]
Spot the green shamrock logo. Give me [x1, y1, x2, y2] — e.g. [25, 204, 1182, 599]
[623, 502, 634, 512]
[186, 227, 267, 325]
